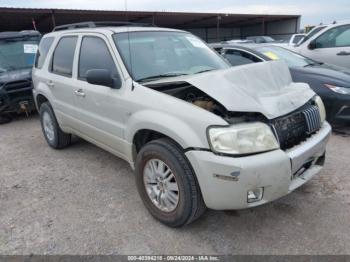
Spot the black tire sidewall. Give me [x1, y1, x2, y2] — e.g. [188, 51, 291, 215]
[135, 140, 195, 227]
[39, 103, 59, 148]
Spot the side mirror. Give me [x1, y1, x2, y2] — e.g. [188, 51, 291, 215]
[86, 69, 121, 89]
[308, 40, 317, 50]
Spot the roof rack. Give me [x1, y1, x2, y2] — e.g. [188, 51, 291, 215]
[53, 21, 154, 31]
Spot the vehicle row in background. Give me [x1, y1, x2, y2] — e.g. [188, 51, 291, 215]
[222, 21, 350, 69]
[292, 21, 350, 69]
[0, 30, 40, 123]
[211, 43, 350, 124]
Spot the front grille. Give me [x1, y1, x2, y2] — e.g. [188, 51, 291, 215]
[303, 105, 322, 134]
[272, 105, 321, 150]
[3, 80, 32, 93]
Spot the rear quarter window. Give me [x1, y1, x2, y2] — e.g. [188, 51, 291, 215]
[35, 37, 54, 69]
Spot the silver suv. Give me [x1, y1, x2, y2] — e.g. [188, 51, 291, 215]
[32, 22, 331, 227]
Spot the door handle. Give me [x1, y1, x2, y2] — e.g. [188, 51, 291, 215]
[337, 51, 350, 56]
[74, 89, 86, 97]
[46, 80, 55, 88]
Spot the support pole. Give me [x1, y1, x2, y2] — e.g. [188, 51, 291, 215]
[216, 15, 221, 42]
[51, 10, 56, 30]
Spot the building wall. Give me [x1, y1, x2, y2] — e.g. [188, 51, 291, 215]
[187, 27, 241, 43]
[187, 18, 299, 43]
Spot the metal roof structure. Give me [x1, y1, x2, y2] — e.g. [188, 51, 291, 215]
[0, 7, 300, 33]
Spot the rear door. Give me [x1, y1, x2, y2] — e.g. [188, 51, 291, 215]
[301, 24, 350, 68]
[47, 35, 81, 130]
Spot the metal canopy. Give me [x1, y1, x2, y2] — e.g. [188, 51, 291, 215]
[0, 7, 300, 33]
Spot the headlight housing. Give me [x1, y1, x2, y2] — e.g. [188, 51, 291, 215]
[208, 122, 279, 155]
[324, 84, 350, 95]
[315, 95, 326, 123]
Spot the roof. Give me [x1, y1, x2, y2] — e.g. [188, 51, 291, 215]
[209, 42, 276, 60]
[0, 7, 301, 33]
[0, 30, 41, 39]
[44, 26, 184, 37]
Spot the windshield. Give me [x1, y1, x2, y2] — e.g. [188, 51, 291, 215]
[0, 36, 39, 73]
[255, 46, 316, 67]
[113, 31, 229, 82]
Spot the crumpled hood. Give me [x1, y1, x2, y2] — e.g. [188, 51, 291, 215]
[146, 60, 316, 119]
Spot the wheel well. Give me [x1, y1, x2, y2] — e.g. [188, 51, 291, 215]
[36, 94, 49, 110]
[132, 129, 182, 159]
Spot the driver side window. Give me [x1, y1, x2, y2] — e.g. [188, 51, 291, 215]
[78, 36, 118, 81]
[315, 25, 350, 48]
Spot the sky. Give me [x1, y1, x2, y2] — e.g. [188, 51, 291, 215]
[0, 0, 349, 27]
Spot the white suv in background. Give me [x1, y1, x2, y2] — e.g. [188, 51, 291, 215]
[293, 21, 350, 68]
[32, 22, 331, 227]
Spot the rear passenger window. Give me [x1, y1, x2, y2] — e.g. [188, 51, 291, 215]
[51, 36, 77, 77]
[35, 37, 54, 69]
[78, 36, 117, 80]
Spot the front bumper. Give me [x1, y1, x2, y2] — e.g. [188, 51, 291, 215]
[186, 122, 331, 210]
[323, 94, 350, 123]
[0, 85, 35, 114]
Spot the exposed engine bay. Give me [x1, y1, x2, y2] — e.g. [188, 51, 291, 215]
[146, 81, 265, 124]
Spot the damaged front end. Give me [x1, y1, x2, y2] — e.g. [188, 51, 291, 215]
[0, 70, 36, 117]
[143, 60, 325, 151]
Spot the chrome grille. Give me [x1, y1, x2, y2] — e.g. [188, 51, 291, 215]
[303, 105, 321, 134]
[272, 104, 321, 150]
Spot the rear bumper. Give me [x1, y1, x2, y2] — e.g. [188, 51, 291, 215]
[186, 122, 331, 210]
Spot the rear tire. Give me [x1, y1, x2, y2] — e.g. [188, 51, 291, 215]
[135, 138, 206, 227]
[39, 102, 71, 149]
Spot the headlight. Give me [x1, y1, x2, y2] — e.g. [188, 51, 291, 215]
[324, 84, 350, 95]
[208, 122, 279, 155]
[315, 96, 326, 123]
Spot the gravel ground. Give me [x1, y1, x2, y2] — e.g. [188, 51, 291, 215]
[0, 114, 350, 255]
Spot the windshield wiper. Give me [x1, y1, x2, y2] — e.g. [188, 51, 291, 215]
[137, 72, 188, 83]
[194, 69, 215, 74]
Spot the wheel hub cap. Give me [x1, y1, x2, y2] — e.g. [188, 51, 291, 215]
[143, 159, 179, 212]
[42, 112, 54, 142]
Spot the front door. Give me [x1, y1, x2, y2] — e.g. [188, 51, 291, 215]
[72, 34, 130, 158]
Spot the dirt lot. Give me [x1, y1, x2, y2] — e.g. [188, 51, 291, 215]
[0, 115, 350, 255]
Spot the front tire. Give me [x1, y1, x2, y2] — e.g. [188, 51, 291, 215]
[135, 138, 206, 227]
[39, 102, 71, 149]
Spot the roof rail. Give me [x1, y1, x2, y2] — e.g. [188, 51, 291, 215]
[53, 21, 154, 31]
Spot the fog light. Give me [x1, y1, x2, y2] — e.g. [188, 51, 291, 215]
[247, 188, 264, 203]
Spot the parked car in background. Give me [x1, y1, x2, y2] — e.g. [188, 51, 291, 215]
[288, 33, 306, 46]
[0, 30, 40, 123]
[223, 39, 254, 44]
[246, 35, 282, 44]
[33, 22, 330, 227]
[292, 21, 350, 68]
[211, 43, 350, 123]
